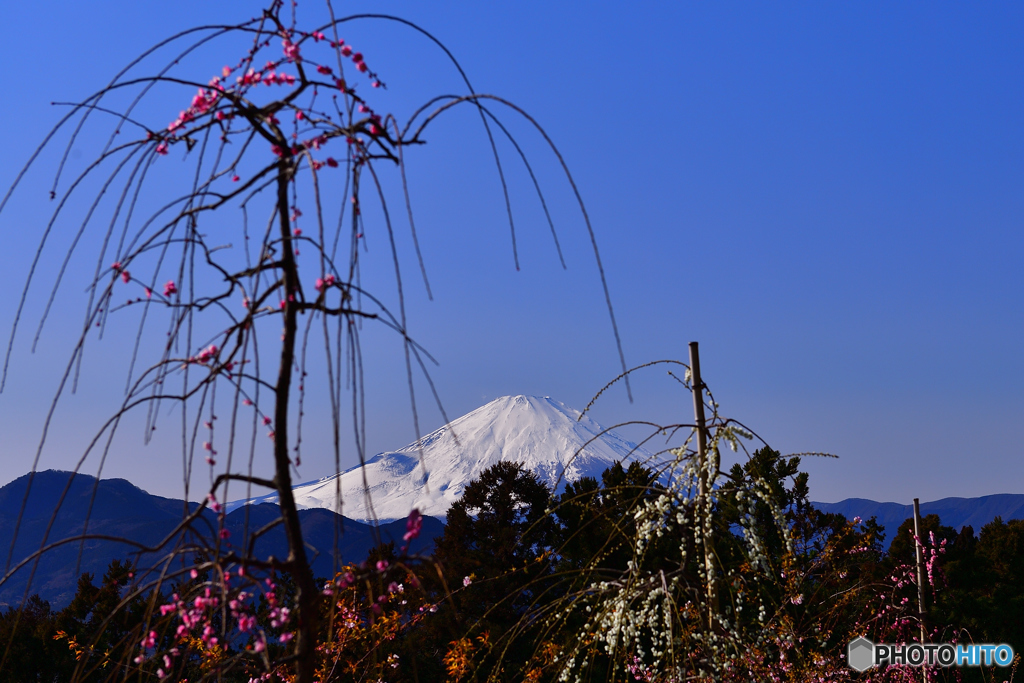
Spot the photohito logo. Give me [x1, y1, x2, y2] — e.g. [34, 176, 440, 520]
[847, 637, 1014, 672]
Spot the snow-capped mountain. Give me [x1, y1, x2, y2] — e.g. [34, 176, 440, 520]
[227, 395, 652, 523]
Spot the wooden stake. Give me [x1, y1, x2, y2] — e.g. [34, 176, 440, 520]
[689, 342, 708, 498]
[913, 497, 928, 676]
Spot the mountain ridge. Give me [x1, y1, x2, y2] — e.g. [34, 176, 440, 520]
[0, 470, 441, 609]
[5, 393, 1021, 607]
[812, 494, 1024, 538]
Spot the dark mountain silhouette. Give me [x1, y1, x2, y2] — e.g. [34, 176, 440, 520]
[813, 494, 1024, 539]
[0, 470, 442, 608]
[11, 468, 1017, 609]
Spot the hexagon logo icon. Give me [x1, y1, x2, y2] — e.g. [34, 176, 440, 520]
[847, 636, 875, 672]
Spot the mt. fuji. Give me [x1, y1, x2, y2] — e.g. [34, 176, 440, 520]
[227, 395, 653, 523]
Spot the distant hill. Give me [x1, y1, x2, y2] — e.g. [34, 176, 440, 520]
[0, 470, 442, 609]
[813, 494, 1024, 540]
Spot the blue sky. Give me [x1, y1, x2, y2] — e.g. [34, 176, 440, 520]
[0, 2, 1021, 505]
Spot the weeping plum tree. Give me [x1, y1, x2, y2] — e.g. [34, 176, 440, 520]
[0, 1, 628, 681]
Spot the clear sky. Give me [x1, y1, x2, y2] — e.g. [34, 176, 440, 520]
[0, 1, 1021, 505]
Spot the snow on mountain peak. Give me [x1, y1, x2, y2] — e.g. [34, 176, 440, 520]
[227, 395, 650, 523]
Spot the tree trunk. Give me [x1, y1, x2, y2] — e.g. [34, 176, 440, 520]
[275, 162, 319, 683]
